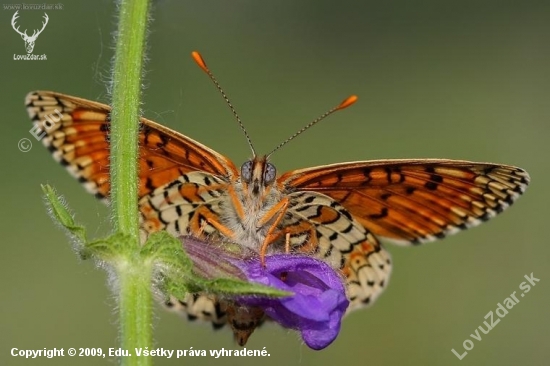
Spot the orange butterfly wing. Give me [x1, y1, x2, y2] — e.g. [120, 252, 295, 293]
[279, 160, 530, 245]
[26, 91, 259, 342]
[25, 91, 238, 199]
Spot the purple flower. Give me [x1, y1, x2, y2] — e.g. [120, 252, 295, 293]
[180, 236, 349, 350]
[237, 255, 349, 350]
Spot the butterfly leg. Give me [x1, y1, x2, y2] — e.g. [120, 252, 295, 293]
[285, 232, 291, 253]
[258, 198, 290, 265]
[191, 206, 237, 240]
[191, 183, 242, 239]
[226, 184, 245, 220]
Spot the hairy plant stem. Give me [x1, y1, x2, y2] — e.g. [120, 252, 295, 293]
[110, 0, 151, 365]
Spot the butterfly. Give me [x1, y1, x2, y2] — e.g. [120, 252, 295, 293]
[26, 51, 529, 346]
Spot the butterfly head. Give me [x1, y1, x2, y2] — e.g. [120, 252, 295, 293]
[240, 156, 277, 196]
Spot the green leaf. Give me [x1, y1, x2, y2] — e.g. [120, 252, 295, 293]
[142, 231, 291, 300]
[84, 233, 134, 261]
[41, 184, 87, 245]
[141, 231, 193, 270]
[203, 278, 291, 298]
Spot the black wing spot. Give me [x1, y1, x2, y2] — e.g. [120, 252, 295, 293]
[363, 168, 372, 179]
[145, 177, 156, 193]
[166, 179, 182, 190]
[380, 193, 391, 201]
[339, 208, 353, 221]
[295, 205, 310, 212]
[513, 184, 524, 193]
[483, 166, 495, 175]
[369, 207, 388, 219]
[157, 133, 169, 148]
[212, 322, 225, 330]
[342, 223, 354, 234]
[309, 206, 340, 225]
[425, 174, 443, 190]
[385, 168, 392, 183]
[479, 212, 491, 222]
[504, 195, 515, 205]
[142, 124, 151, 144]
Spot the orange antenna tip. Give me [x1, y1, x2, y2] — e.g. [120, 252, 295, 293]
[191, 50, 257, 156]
[337, 95, 358, 110]
[266, 94, 358, 157]
[191, 51, 209, 73]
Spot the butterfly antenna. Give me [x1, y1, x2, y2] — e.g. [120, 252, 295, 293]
[192, 51, 257, 157]
[266, 95, 358, 158]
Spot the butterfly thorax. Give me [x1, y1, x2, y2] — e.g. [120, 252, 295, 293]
[225, 156, 284, 250]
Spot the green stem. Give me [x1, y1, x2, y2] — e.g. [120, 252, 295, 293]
[118, 259, 153, 366]
[110, 0, 149, 241]
[110, 0, 151, 365]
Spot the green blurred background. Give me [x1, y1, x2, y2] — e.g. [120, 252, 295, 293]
[1, 1, 548, 365]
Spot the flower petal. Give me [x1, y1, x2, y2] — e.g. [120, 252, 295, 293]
[237, 254, 349, 350]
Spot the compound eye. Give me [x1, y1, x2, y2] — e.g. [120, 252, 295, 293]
[241, 161, 253, 183]
[264, 162, 277, 184]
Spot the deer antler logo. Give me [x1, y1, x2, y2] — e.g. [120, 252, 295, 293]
[11, 11, 49, 54]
